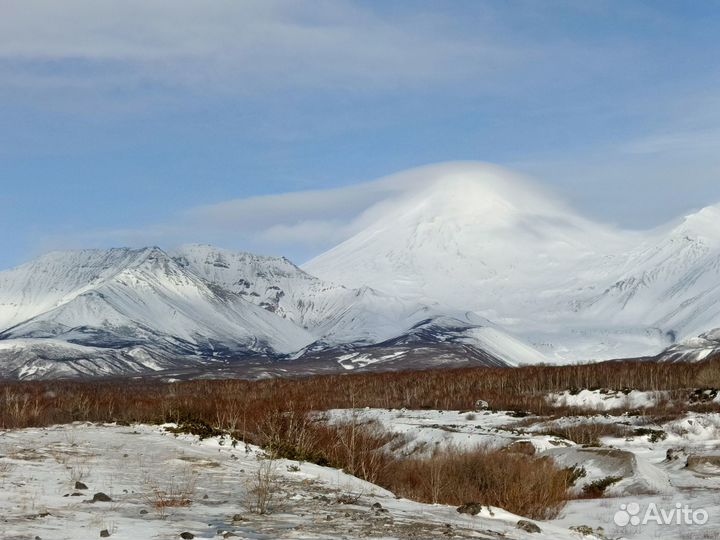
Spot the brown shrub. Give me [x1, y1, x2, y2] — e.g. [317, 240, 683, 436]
[540, 421, 632, 446]
[383, 446, 573, 519]
[143, 469, 197, 519]
[1, 359, 718, 520]
[695, 362, 720, 388]
[1, 358, 717, 431]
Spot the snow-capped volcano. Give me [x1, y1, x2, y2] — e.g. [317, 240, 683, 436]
[3, 162, 719, 378]
[304, 163, 632, 314]
[304, 162, 720, 361]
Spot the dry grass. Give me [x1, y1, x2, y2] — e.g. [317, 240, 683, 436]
[249, 414, 572, 519]
[0, 461, 14, 487]
[539, 421, 632, 446]
[143, 469, 198, 519]
[383, 446, 574, 519]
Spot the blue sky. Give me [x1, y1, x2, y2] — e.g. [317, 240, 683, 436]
[1, 0, 720, 269]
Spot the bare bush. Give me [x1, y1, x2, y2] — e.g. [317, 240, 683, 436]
[143, 469, 197, 519]
[539, 421, 632, 446]
[2, 358, 718, 430]
[383, 445, 573, 520]
[2, 359, 719, 521]
[2, 389, 44, 428]
[0, 461, 14, 487]
[695, 362, 720, 388]
[247, 456, 278, 515]
[68, 457, 91, 485]
[330, 419, 395, 485]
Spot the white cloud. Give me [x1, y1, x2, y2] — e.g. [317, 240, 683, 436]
[0, 0, 523, 99]
[29, 158, 720, 264]
[32, 166, 404, 259]
[35, 162, 490, 260]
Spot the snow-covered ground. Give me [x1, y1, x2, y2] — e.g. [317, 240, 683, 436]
[305, 162, 720, 362]
[546, 389, 669, 411]
[324, 404, 720, 539]
[1, 423, 582, 540]
[2, 392, 720, 539]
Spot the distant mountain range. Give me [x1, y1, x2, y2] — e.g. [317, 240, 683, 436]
[2, 163, 719, 379]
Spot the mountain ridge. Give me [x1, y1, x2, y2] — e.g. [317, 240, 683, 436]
[0, 243, 528, 378]
[2, 162, 720, 378]
[304, 163, 720, 362]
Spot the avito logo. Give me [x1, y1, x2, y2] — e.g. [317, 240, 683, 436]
[614, 502, 709, 528]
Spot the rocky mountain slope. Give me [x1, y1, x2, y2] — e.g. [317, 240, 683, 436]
[0, 244, 529, 378]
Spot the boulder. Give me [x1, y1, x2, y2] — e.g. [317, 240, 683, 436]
[474, 400, 489, 411]
[456, 502, 483, 516]
[516, 520, 542, 533]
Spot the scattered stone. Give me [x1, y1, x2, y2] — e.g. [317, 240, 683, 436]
[371, 502, 383, 510]
[456, 502, 483, 516]
[689, 388, 718, 403]
[91, 492, 112, 502]
[75, 481, 88, 490]
[474, 399, 490, 411]
[569, 525, 607, 538]
[516, 520, 542, 533]
[223, 533, 238, 539]
[180, 533, 194, 540]
[633, 427, 667, 443]
[100, 529, 110, 538]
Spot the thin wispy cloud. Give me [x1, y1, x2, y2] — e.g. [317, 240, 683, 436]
[33, 165, 418, 259]
[1, 2, 719, 269]
[0, 0, 524, 101]
[28, 162, 584, 262]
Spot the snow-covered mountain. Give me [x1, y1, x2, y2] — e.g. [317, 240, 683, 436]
[0, 244, 530, 378]
[304, 162, 720, 362]
[0, 247, 317, 378]
[3, 161, 719, 378]
[170, 244, 433, 346]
